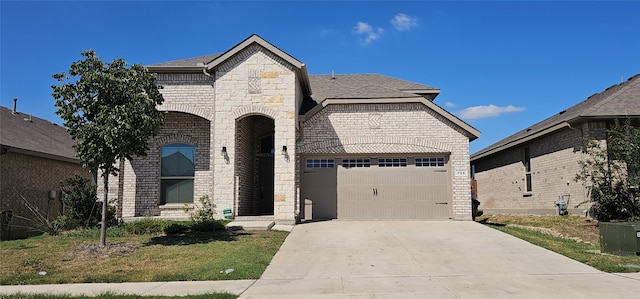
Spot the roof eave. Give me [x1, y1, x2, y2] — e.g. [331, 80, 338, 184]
[471, 122, 570, 161]
[146, 66, 204, 73]
[1, 145, 80, 164]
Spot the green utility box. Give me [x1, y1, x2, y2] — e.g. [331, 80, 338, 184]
[599, 222, 640, 256]
[223, 208, 233, 219]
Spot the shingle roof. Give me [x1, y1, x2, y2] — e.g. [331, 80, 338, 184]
[148, 53, 222, 68]
[471, 74, 640, 160]
[0, 105, 78, 162]
[301, 74, 440, 114]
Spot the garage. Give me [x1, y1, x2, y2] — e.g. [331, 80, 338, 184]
[302, 156, 451, 220]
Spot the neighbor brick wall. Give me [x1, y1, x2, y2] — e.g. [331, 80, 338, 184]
[299, 102, 473, 220]
[0, 151, 89, 239]
[473, 125, 593, 215]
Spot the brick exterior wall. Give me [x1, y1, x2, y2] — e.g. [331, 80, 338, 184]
[299, 103, 474, 220]
[0, 151, 90, 240]
[472, 121, 607, 215]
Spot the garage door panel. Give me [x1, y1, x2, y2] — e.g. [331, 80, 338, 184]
[337, 156, 451, 220]
[302, 159, 337, 220]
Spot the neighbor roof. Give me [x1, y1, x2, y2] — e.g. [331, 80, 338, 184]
[471, 74, 640, 161]
[0, 105, 78, 163]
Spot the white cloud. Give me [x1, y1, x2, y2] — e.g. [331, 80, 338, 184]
[458, 104, 526, 120]
[353, 22, 384, 45]
[445, 101, 456, 108]
[391, 13, 417, 31]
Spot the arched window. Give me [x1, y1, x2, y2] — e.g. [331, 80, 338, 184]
[161, 143, 195, 204]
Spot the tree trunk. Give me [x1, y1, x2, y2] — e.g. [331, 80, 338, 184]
[100, 174, 109, 247]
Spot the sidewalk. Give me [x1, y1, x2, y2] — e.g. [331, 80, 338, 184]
[0, 280, 255, 296]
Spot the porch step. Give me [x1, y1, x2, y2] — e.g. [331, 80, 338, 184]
[232, 215, 275, 221]
[225, 220, 275, 231]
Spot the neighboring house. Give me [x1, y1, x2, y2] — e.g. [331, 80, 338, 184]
[103, 34, 480, 224]
[471, 74, 640, 215]
[0, 101, 89, 240]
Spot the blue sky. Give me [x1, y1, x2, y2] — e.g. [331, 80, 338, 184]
[1, 1, 639, 153]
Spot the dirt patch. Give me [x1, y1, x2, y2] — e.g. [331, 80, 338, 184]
[63, 242, 138, 260]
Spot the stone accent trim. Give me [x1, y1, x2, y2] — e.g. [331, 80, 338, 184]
[233, 105, 279, 120]
[217, 44, 294, 73]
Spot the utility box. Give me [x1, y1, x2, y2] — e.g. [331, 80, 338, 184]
[599, 222, 640, 256]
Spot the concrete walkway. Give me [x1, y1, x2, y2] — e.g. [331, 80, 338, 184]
[2, 221, 640, 298]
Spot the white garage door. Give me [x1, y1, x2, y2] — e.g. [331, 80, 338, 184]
[302, 156, 451, 220]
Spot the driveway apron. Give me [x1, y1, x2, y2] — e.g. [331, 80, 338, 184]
[240, 220, 640, 298]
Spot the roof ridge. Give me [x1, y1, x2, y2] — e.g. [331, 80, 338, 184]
[581, 75, 640, 116]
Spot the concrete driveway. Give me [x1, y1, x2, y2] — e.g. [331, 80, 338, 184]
[240, 220, 640, 298]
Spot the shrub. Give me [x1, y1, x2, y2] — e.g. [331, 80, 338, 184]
[59, 175, 115, 229]
[163, 222, 190, 235]
[191, 220, 225, 232]
[576, 119, 640, 221]
[122, 218, 166, 235]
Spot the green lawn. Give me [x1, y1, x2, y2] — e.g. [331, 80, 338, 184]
[0, 225, 288, 285]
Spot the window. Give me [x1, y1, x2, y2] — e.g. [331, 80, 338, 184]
[342, 158, 371, 168]
[378, 158, 407, 167]
[523, 147, 532, 192]
[306, 158, 335, 168]
[161, 143, 195, 204]
[416, 157, 445, 167]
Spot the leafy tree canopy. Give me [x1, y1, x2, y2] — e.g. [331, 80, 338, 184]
[52, 50, 165, 245]
[52, 50, 165, 177]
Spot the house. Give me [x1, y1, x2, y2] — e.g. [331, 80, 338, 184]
[0, 101, 89, 240]
[103, 34, 480, 224]
[471, 74, 640, 215]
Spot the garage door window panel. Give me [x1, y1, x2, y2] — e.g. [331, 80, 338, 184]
[306, 158, 335, 169]
[416, 157, 445, 167]
[378, 158, 407, 167]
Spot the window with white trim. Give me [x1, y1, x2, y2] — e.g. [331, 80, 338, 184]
[378, 158, 407, 167]
[342, 158, 371, 168]
[161, 143, 195, 204]
[306, 158, 335, 168]
[416, 157, 445, 167]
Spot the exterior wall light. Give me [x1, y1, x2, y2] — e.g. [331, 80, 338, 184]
[281, 145, 287, 155]
[221, 146, 227, 156]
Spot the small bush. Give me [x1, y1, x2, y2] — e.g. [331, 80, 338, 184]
[121, 218, 166, 235]
[164, 222, 190, 235]
[191, 220, 225, 232]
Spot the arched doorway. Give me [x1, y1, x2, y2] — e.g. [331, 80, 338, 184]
[235, 115, 274, 216]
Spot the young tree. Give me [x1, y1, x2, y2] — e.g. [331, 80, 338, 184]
[52, 50, 164, 246]
[576, 119, 640, 221]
